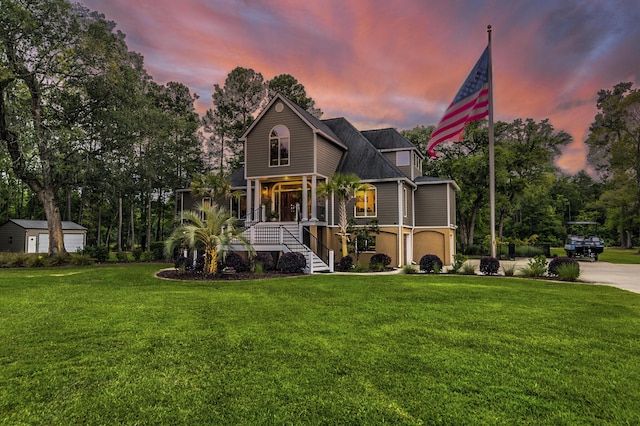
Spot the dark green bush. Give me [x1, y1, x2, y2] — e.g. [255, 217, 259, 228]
[82, 245, 109, 263]
[548, 257, 580, 277]
[150, 242, 166, 261]
[369, 253, 391, 269]
[140, 251, 154, 262]
[47, 253, 71, 267]
[252, 252, 275, 271]
[277, 252, 306, 274]
[132, 247, 143, 261]
[479, 257, 500, 275]
[115, 251, 129, 263]
[337, 255, 353, 272]
[419, 254, 443, 273]
[223, 252, 250, 272]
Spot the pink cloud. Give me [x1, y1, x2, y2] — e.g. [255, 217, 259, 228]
[76, 0, 640, 175]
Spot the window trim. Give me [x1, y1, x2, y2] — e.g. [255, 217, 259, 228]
[269, 125, 290, 167]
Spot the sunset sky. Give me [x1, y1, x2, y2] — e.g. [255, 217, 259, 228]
[76, 0, 640, 174]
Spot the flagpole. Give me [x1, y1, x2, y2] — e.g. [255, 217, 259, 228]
[488, 25, 496, 258]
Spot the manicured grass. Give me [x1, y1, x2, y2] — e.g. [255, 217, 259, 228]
[1, 265, 640, 424]
[597, 247, 640, 264]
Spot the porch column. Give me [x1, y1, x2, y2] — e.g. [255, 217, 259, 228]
[254, 179, 262, 222]
[246, 179, 253, 222]
[310, 175, 318, 221]
[302, 175, 308, 221]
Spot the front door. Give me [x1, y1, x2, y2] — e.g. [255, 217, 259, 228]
[279, 191, 300, 222]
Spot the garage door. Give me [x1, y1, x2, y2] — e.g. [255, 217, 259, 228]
[37, 233, 48, 253]
[36, 233, 84, 253]
[64, 234, 84, 253]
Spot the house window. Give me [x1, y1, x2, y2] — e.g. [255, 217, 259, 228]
[269, 125, 290, 166]
[396, 151, 410, 166]
[355, 185, 377, 217]
[354, 235, 376, 252]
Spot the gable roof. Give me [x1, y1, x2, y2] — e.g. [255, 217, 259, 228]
[322, 118, 407, 181]
[241, 93, 346, 150]
[4, 219, 87, 230]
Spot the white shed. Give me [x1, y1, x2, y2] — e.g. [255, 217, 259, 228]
[0, 219, 87, 253]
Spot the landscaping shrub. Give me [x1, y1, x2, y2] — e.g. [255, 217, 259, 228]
[68, 253, 95, 266]
[252, 252, 275, 271]
[556, 262, 581, 282]
[82, 245, 109, 263]
[150, 242, 166, 261]
[369, 253, 391, 269]
[461, 262, 477, 275]
[419, 254, 443, 273]
[548, 256, 580, 277]
[337, 255, 353, 272]
[502, 262, 517, 276]
[132, 247, 143, 261]
[479, 257, 500, 275]
[402, 264, 418, 274]
[450, 253, 468, 273]
[46, 253, 71, 267]
[115, 251, 129, 263]
[518, 255, 548, 278]
[276, 252, 306, 274]
[140, 251, 154, 262]
[24, 254, 47, 268]
[223, 252, 250, 273]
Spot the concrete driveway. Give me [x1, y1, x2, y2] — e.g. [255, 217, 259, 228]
[468, 259, 640, 294]
[576, 261, 640, 294]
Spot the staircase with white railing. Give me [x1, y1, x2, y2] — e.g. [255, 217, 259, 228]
[236, 222, 332, 273]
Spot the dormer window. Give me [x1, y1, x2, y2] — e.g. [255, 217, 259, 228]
[396, 151, 410, 166]
[269, 125, 290, 166]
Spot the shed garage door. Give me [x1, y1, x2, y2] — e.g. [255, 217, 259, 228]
[37, 233, 84, 253]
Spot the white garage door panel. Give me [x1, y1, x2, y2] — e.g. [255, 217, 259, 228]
[64, 234, 84, 252]
[36, 233, 84, 253]
[37, 233, 49, 253]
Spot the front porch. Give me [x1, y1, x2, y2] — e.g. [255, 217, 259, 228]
[231, 221, 333, 273]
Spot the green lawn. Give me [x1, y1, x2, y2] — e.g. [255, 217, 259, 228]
[1, 265, 640, 424]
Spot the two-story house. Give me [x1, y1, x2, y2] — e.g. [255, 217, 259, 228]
[177, 93, 458, 272]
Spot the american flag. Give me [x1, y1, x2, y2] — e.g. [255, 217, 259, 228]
[427, 47, 490, 157]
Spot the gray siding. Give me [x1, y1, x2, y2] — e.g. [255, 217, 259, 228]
[373, 182, 399, 225]
[245, 102, 315, 178]
[414, 184, 448, 227]
[316, 135, 343, 177]
[0, 221, 24, 252]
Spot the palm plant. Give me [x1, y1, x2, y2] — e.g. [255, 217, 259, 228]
[190, 172, 231, 206]
[165, 204, 253, 274]
[317, 173, 364, 257]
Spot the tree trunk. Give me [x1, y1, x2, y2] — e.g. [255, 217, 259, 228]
[37, 187, 67, 255]
[130, 203, 135, 250]
[97, 204, 102, 246]
[146, 193, 152, 251]
[118, 197, 123, 251]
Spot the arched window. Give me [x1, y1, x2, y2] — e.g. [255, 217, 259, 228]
[355, 185, 377, 217]
[269, 125, 290, 166]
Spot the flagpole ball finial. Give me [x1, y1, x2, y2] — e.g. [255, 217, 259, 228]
[487, 24, 492, 31]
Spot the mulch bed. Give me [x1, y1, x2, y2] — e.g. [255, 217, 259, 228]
[156, 269, 303, 281]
